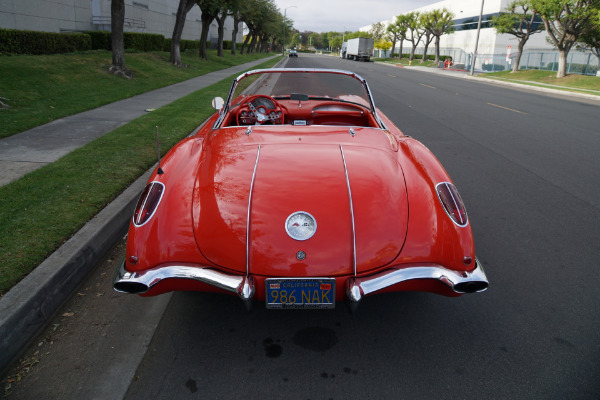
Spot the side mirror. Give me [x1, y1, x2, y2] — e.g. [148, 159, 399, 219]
[212, 97, 224, 110]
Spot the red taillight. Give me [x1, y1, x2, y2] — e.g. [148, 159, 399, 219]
[436, 182, 468, 227]
[133, 182, 165, 227]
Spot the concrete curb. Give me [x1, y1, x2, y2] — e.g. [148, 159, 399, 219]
[0, 169, 151, 373]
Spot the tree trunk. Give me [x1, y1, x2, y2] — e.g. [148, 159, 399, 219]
[434, 36, 441, 63]
[409, 43, 417, 61]
[216, 11, 226, 57]
[170, 0, 196, 66]
[513, 40, 526, 73]
[110, 0, 132, 78]
[421, 43, 429, 63]
[231, 16, 240, 55]
[557, 49, 568, 78]
[199, 13, 213, 60]
[249, 34, 258, 53]
[241, 29, 253, 55]
[398, 39, 404, 59]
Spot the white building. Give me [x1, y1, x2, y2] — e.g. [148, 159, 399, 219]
[361, 0, 556, 68]
[0, 0, 243, 43]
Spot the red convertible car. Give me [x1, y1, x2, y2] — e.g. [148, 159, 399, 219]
[114, 68, 488, 309]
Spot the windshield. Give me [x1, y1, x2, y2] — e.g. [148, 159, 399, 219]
[228, 69, 374, 110]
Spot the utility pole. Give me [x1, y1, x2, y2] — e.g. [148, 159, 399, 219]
[470, 0, 484, 76]
[283, 6, 297, 55]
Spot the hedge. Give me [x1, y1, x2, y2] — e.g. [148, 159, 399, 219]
[482, 63, 506, 71]
[163, 38, 203, 52]
[545, 62, 598, 75]
[1, 29, 233, 56]
[0, 28, 91, 55]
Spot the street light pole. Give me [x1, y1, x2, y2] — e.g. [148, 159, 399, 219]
[470, 0, 484, 76]
[283, 6, 297, 56]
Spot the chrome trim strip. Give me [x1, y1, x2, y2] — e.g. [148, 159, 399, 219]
[346, 258, 489, 302]
[113, 260, 254, 300]
[247, 145, 261, 278]
[340, 145, 357, 277]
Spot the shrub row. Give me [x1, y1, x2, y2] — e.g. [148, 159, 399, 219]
[482, 63, 506, 71]
[0, 28, 231, 55]
[0, 29, 91, 55]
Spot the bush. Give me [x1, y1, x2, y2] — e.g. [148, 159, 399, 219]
[84, 30, 111, 50]
[0, 28, 91, 55]
[123, 32, 165, 52]
[545, 61, 598, 75]
[482, 63, 505, 71]
[162, 38, 201, 52]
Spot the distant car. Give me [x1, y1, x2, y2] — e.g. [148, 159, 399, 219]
[114, 68, 489, 309]
[289, 49, 298, 57]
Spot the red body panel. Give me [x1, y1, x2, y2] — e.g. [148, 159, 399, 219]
[122, 96, 479, 300]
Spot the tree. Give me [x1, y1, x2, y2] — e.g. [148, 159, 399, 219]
[170, 0, 197, 66]
[403, 12, 425, 61]
[423, 8, 454, 63]
[197, 0, 220, 60]
[369, 22, 386, 41]
[394, 14, 413, 59]
[387, 17, 407, 57]
[215, 5, 229, 57]
[492, 1, 544, 72]
[532, 0, 600, 77]
[576, 15, 600, 67]
[229, 0, 242, 55]
[109, 0, 132, 78]
[330, 35, 343, 52]
[375, 38, 392, 56]
[419, 12, 436, 63]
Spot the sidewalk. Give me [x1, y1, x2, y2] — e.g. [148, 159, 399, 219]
[0, 56, 277, 187]
[0, 55, 279, 375]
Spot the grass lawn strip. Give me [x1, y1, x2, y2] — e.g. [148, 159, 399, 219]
[0, 56, 282, 295]
[0, 50, 275, 139]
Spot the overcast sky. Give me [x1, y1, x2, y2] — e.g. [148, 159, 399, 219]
[273, 0, 441, 33]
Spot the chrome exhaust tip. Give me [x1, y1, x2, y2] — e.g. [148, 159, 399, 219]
[114, 280, 149, 294]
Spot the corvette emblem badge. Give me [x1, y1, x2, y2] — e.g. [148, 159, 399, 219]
[285, 211, 317, 241]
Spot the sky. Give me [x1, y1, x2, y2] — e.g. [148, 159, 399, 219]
[272, 0, 441, 33]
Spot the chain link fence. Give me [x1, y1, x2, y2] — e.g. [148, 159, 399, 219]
[384, 46, 599, 76]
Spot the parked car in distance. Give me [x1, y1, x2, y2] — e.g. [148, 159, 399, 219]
[113, 68, 489, 310]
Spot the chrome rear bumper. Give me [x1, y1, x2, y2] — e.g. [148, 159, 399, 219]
[114, 259, 488, 303]
[346, 259, 489, 302]
[113, 260, 255, 301]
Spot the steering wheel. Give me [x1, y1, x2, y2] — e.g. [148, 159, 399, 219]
[237, 95, 284, 125]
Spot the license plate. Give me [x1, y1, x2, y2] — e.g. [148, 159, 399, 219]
[265, 278, 335, 309]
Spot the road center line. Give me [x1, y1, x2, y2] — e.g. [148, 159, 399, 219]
[487, 102, 528, 115]
[420, 83, 436, 89]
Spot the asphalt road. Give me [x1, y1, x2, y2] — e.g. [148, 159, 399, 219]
[4, 54, 599, 399]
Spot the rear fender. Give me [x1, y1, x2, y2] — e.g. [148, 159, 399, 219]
[395, 138, 475, 272]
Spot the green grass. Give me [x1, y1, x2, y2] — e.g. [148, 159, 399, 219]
[480, 69, 600, 95]
[0, 55, 282, 295]
[0, 50, 276, 139]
